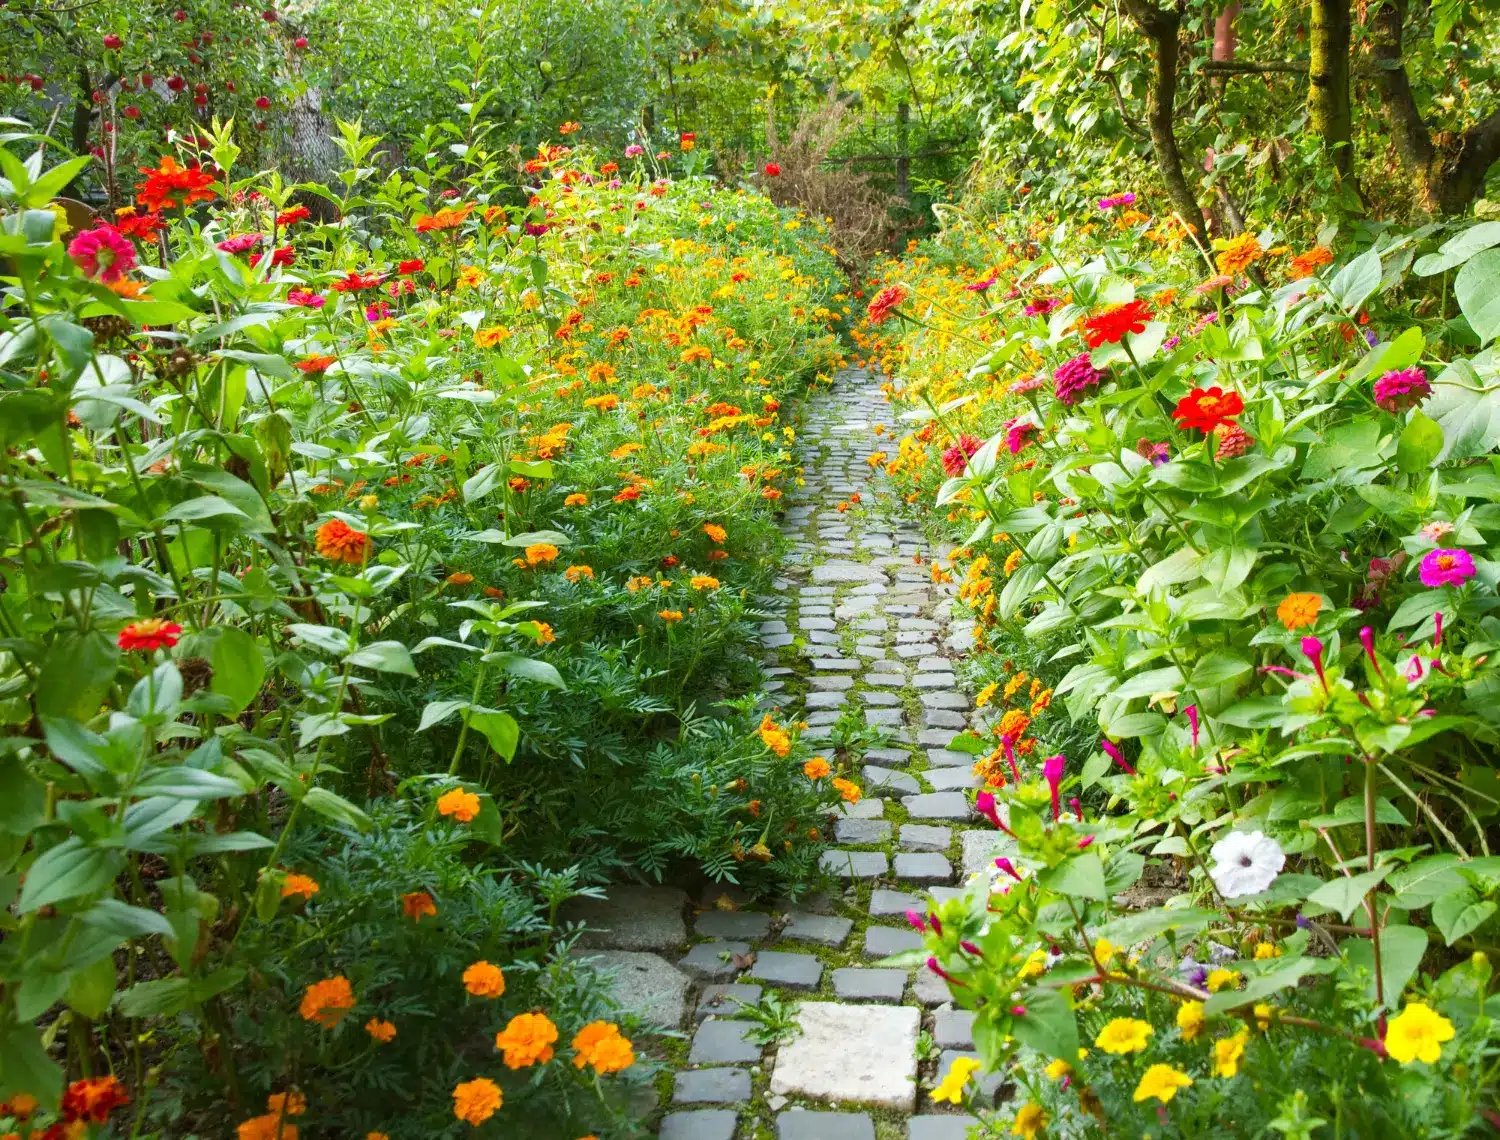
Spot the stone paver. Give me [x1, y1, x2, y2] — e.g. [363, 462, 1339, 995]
[679, 941, 750, 981]
[660, 1110, 738, 1140]
[695, 983, 762, 1019]
[689, 1019, 762, 1064]
[899, 824, 952, 851]
[909, 1116, 980, 1140]
[747, 950, 823, 990]
[673, 1067, 751, 1104]
[903, 792, 974, 820]
[577, 950, 690, 1028]
[833, 968, 908, 1002]
[778, 1111, 876, 1140]
[563, 885, 687, 950]
[863, 766, 920, 795]
[933, 1009, 975, 1048]
[835, 818, 892, 845]
[819, 850, 888, 880]
[865, 926, 924, 958]
[770, 1003, 920, 1112]
[780, 912, 853, 947]
[869, 888, 925, 917]
[695, 911, 772, 941]
[961, 828, 1019, 876]
[892, 853, 953, 884]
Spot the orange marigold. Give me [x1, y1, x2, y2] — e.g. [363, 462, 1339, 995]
[565, 493, 589, 507]
[758, 714, 791, 757]
[832, 777, 862, 804]
[803, 756, 830, 779]
[452, 1078, 502, 1126]
[1214, 233, 1264, 277]
[401, 891, 438, 921]
[659, 609, 684, 623]
[690, 575, 720, 590]
[365, 1018, 397, 1043]
[1276, 592, 1322, 630]
[703, 523, 727, 543]
[571, 1021, 635, 1073]
[314, 518, 369, 564]
[280, 873, 319, 900]
[564, 565, 595, 582]
[437, 787, 481, 822]
[299, 976, 356, 1028]
[462, 960, 506, 998]
[495, 1012, 559, 1068]
[524, 542, 559, 566]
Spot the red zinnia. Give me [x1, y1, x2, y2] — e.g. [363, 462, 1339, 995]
[135, 155, 216, 212]
[117, 617, 184, 652]
[114, 210, 166, 239]
[1171, 386, 1244, 434]
[296, 354, 337, 374]
[276, 204, 311, 226]
[331, 271, 386, 293]
[397, 258, 424, 275]
[764, 162, 781, 177]
[1082, 299, 1151, 348]
[866, 285, 908, 325]
[941, 434, 982, 476]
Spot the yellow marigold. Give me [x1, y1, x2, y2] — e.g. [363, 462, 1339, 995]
[1134, 1063, 1192, 1104]
[452, 1078, 502, 1126]
[975, 682, 999, 708]
[659, 609, 684, 623]
[1384, 1001, 1454, 1065]
[1002, 549, 1023, 577]
[1253, 941, 1283, 960]
[1011, 1103, 1048, 1139]
[462, 960, 506, 998]
[524, 542, 559, 566]
[571, 1021, 634, 1073]
[867, 451, 888, 467]
[1206, 968, 1240, 993]
[564, 493, 589, 507]
[690, 575, 720, 590]
[997, 709, 1031, 741]
[1095, 1017, 1153, 1055]
[1214, 233, 1264, 277]
[1276, 592, 1321, 630]
[474, 326, 511, 348]
[533, 621, 556, 644]
[803, 756, 830, 779]
[758, 714, 791, 757]
[831, 777, 861, 804]
[365, 1017, 397, 1043]
[456, 265, 487, 289]
[564, 565, 595, 582]
[1212, 1028, 1249, 1076]
[1177, 1000, 1206, 1042]
[930, 1056, 981, 1104]
[495, 1012, 558, 1069]
[437, 788, 481, 822]
[1043, 1057, 1072, 1080]
[703, 523, 727, 543]
[280, 873, 319, 900]
[299, 976, 356, 1028]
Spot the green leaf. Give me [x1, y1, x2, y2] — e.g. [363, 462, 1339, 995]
[288, 623, 352, 655]
[1387, 589, 1449, 632]
[36, 632, 119, 721]
[18, 839, 125, 912]
[1307, 866, 1392, 921]
[1344, 925, 1428, 1009]
[210, 627, 266, 714]
[0, 1021, 63, 1110]
[1388, 855, 1466, 909]
[418, 699, 470, 731]
[0, 755, 46, 835]
[1413, 222, 1500, 276]
[301, 786, 372, 831]
[1038, 852, 1106, 899]
[1204, 956, 1337, 1015]
[462, 462, 504, 503]
[1190, 651, 1254, 687]
[79, 898, 175, 940]
[501, 529, 571, 548]
[1009, 985, 1078, 1061]
[509, 458, 554, 479]
[1455, 247, 1500, 344]
[345, 640, 418, 676]
[65, 955, 118, 1018]
[1396, 411, 1444, 474]
[1330, 248, 1382, 314]
[160, 495, 250, 525]
[465, 709, 520, 760]
[1113, 666, 1183, 701]
[1432, 888, 1497, 945]
[1098, 907, 1217, 946]
[482, 651, 566, 689]
[133, 767, 243, 800]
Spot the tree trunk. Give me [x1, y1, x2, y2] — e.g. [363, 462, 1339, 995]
[1124, 1, 1207, 239]
[1308, 0, 1355, 177]
[1371, 0, 1500, 214]
[894, 101, 910, 201]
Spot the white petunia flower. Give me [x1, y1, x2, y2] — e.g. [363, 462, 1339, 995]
[1208, 830, 1285, 899]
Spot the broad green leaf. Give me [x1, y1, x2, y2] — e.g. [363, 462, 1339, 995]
[1343, 924, 1428, 1008]
[1190, 651, 1253, 687]
[1217, 696, 1287, 729]
[300, 787, 372, 831]
[1396, 411, 1444, 474]
[210, 627, 266, 713]
[1455, 247, 1500, 344]
[1038, 852, 1106, 899]
[462, 462, 504, 503]
[1307, 866, 1391, 921]
[345, 640, 418, 676]
[1388, 855, 1466, 909]
[1433, 888, 1497, 945]
[1204, 956, 1338, 1015]
[466, 709, 520, 760]
[1008, 985, 1078, 1061]
[484, 651, 566, 689]
[1329, 248, 1382, 314]
[18, 839, 125, 912]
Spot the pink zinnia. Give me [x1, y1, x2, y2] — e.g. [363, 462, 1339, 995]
[1419, 547, 1475, 587]
[1052, 353, 1103, 406]
[1003, 418, 1038, 455]
[1010, 374, 1046, 395]
[1373, 368, 1431, 414]
[964, 276, 997, 293]
[67, 224, 136, 283]
[941, 434, 982, 476]
[287, 289, 327, 308]
[1024, 297, 1061, 318]
[624, 144, 644, 157]
[216, 233, 262, 254]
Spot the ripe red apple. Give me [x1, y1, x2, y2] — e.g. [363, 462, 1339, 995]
[123, 105, 141, 119]
[102, 33, 122, 49]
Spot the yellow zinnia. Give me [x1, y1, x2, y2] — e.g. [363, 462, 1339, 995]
[1134, 1063, 1192, 1104]
[1094, 1017, 1153, 1055]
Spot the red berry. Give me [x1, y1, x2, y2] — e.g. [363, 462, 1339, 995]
[123, 105, 141, 119]
[102, 33, 122, 49]
[103, 121, 115, 133]
[254, 95, 270, 109]
[172, 8, 186, 19]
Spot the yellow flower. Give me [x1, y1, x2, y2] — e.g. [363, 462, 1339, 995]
[452, 1078, 501, 1125]
[1254, 1002, 1274, 1031]
[1177, 1000, 1205, 1042]
[1384, 1002, 1455, 1065]
[1094, 1017, 1153, 1055]
[524, 542, 559, 566]
[1205, 968, 1240, 993]
[1254, 941, 1282, 960]
[658, 609, 684, 623]
[975, 682, 999, 708]
[564, 565, 594, 582]
[1276, 592, 1321, 630]
[930, 1056, 982, 1103]
[1011, 1103, 1048, 1138]
[690, 575, 720, 590]
[1003, 549, 1023, 576]
[1017, 947, 1048, 980]
[456, 265, 487, 289]
[1212, 1028, 1249, 1077]
[1214, 232, 1264, 276]
[565, 493, 589, 507]
[1093, 938, 1116, 968]
[1133, 1063, 1192, 1104]
[1043, 1057, 1072, 1080]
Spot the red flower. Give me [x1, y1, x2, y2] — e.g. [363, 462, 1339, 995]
[764, 162, 781, 177]
[1082, 299, 1151, 348]
[397, 258, 424, 275]
[331, 271, 386, 293]
[135, 155, 216, 212]
[296, 354, 337, 374]
[117, 617, 183, 652]
[249, 245, 296, 268]
[1171, 386, 1244, 434]
[114, 210, 166, 239]
[941, 435, 982, 476]
[61, 1077, 128, 1124]
[277, 205, 311, 226]
[866, 285, 908, 325]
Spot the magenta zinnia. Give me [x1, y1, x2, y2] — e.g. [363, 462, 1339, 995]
[941, 434, 982, 476]
[1052, 353, 1104, 406]
[1419, 547, 1475, 587]
[1373, 368, 1431, 414]
[67, 224, 137, 283]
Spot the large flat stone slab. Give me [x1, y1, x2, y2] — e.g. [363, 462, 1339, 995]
[923, 767, 980, 792]
[835, 818, 892, 845]
[899, 824, 952, 852]
[902, 792, 974, 821]
[562, 885, 687, 950]
[863, 766, 920, 795]
[865, 926, 924, 958]
[933, 1009, 975, 1049]
[770, 1002, 920, 1112]
[576, 950, 690, 1029]
[869, 888, 925, 917]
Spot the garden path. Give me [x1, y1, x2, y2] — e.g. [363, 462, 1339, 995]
[571, 368, 1011, 1140]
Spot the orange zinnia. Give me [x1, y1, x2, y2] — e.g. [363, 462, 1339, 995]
[1276, 592, 1322, 630]
[314, 518, 369, 564]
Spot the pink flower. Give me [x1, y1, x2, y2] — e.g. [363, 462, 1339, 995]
[964, 275, 997, 293]
[1024, 297, 1061, 318]
[941, 434, 982, 476]
[1420, 547, 1475, 587]
[994, 856, 1022, 881]
[1359, 626, 1381, 675]
[1302, 635, 1328, 690]
[1010, 374, 1046, 395]
[1042, 753, 1065, 820]
[906, 909, 929, 933]
[1003, 418, 1039, 455]
[1419, 521, 1455, 542]
[1373, 368, 1431, 414]
[1184, 705, 1200, 749]
[1052, 353, 1104, 406]
[67, 224, 136, 283]
[1100, 738, 1134, 775]
[216, 233, 262, 254]
[975, 790, 1012, 835]
[287, 289, 326, 308]
[624, 144, 644, 158]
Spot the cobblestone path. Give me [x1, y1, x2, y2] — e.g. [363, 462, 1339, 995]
[570, 369, 1010, 1140]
